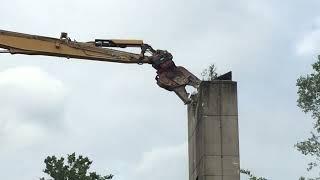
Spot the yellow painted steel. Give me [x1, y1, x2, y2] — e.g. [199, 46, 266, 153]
[0, 30, 150, 64]
[110, 39, 144, 46]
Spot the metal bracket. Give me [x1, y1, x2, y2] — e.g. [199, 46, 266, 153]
[0, 50, 10, 53]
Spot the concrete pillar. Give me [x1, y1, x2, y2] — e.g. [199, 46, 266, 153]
[188, 81, 240, 180]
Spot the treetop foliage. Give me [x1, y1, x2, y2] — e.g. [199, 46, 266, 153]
[201, 63, 218, 81]
[296, 57, 320, 178]
[40, 153, 113, 180]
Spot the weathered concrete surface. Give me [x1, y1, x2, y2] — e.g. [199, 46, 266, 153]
[188, 81, 240, 180]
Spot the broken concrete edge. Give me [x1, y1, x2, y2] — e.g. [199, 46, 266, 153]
[215, 71, 232, 81]
[190, 80, 236, 105]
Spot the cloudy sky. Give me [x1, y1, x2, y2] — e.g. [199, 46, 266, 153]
[0, 0, 320, 179]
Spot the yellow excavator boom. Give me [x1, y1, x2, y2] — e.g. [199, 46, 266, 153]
[0, 30, 151, 64]
[0, 29, 201, 104]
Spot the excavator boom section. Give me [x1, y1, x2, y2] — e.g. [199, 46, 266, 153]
[0, 30, 151, 64]
[0, 29, 201, 104]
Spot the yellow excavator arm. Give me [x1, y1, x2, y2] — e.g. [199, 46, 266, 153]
[0, 30, 150, 64]
[0, 29, 201, 104]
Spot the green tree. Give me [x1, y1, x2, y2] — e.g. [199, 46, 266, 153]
[240, 169, 268, 180]
[201, 63, 218, 81]
[296, 56, 320, 179]
[40, 153, 113, 180]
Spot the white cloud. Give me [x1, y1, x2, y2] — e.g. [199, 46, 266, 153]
[296, 17, 320, 56]
[0, 66, 67, 149]
[0, 0, 319, 180]
[133, 143, 188, 180]
[297, 30, 320, 56]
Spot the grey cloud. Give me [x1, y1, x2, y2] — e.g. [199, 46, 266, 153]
[0, 0, 320, 180]
[0, 66, 67, 149]
[132, 143, 188, 180]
